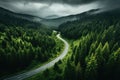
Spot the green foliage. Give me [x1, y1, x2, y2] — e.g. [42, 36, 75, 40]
[0, 23, 59, 76]
[85, 54, 98, 80]
[75, 62, 82, 80]
[63, 59, 75, 80]
[105, 48, 120, 80]
[25, 10, 120, 79]
[58, 10, 120, 80]
[102, 42, 110, 61]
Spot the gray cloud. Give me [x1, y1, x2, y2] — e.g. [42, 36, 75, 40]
[0, 0, 96, 5]
[0, 0, 120, 10]
[100, 0, 120, 9]
[0, 0, 100, 18]
[0, 0, 120, 19]
[0, 0, 120, 6]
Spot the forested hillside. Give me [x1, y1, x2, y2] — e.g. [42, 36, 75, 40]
[26, 10, 120, 80]
[0, 22, 63, 77]
[1, 4, 120, 80]
[58, 9, 120, 80]
[28, 9, 120, 80]
[0, 7, 64, 78]
[0, 7, 43, 28]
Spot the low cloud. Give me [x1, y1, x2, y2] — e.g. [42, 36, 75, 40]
[0, 0, 97, 5]
[0, 0, 120, 19]
[0, 1, 100, 18]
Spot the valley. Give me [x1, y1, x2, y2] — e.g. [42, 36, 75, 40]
[0, 2, 120, 80]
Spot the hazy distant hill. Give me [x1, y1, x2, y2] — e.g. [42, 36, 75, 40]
[40, 9, 100, 27]
[0, 7, 100, 27]
[0, 7, 44, 27]
[0, 7, 43, 21]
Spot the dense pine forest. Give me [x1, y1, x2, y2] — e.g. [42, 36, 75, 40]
[27, 9, 120, 80]
[1, 2, 120, 80]
[59, 9, 120, 80]
[0, 14, 63, 77]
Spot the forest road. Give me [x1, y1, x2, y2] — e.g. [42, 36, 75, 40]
[4, 34, 69, 80]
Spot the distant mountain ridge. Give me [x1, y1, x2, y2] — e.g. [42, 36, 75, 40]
[0, 7, 120, 28]
[0, 7, 44, 28]
[0, 7, 100, 27]
[40, 9, 100, 27]
[0, 7, 43, 21]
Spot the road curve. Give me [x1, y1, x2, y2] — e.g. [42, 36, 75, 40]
[4, 34, 69, 80]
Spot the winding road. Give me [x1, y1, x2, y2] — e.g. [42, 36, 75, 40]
[4, 34, 69, 80]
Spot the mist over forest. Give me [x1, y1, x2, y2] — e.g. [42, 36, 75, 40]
[0, 0, 120, 80]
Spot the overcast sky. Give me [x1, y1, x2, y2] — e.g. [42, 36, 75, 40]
[0, 0, 120, 19]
